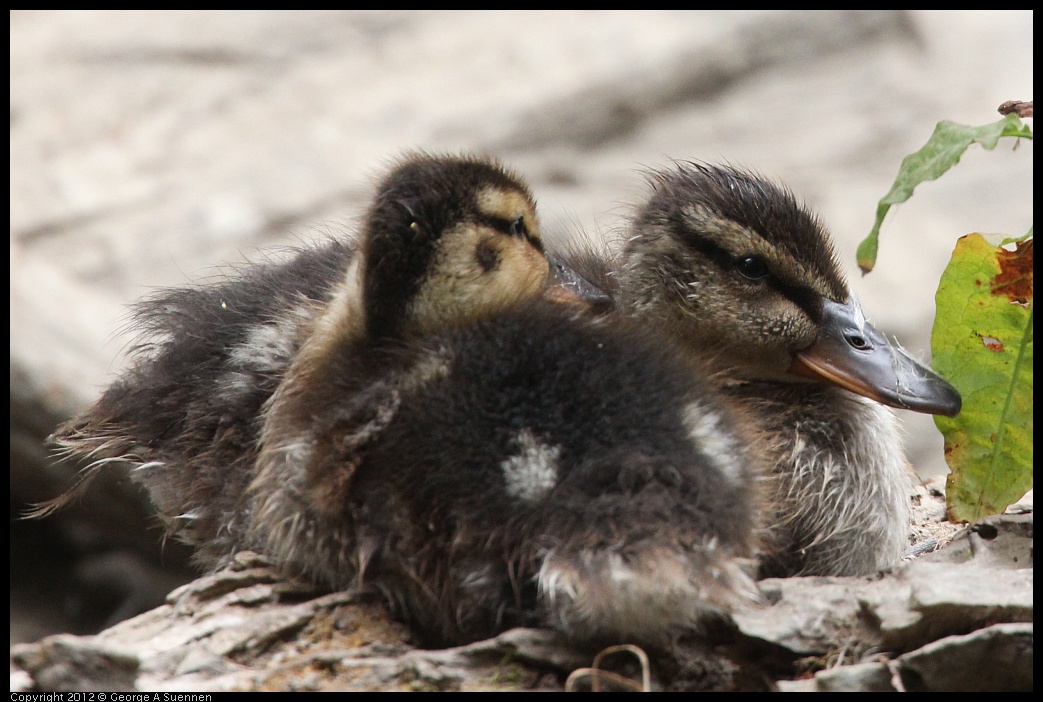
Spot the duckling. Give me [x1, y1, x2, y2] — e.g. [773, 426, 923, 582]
[247, 163, 764, 647]
[42, 153, 602, 570]
[568, 162, 961, 579]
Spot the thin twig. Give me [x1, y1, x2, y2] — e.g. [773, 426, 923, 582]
[564, 644, 652, 692]
[997, 100, 1033, 118]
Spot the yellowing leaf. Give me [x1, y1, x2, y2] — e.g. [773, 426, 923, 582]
[932, 234, 1033, 522]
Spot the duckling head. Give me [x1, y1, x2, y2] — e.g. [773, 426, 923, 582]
[359, 154, 555, 341]
[619, 162, 961, 417]
[292, 152, 606, 382]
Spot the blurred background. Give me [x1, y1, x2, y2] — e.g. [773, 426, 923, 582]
[10, 10, 1033, 646]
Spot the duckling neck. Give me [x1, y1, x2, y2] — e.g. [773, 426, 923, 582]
[263, 254, 419, 404]
[257, 257, 376, 465]
[296, 256, 369, 368]
[725, 380, 912, 577]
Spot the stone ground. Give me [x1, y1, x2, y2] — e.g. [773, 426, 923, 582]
[9, 512, 1033, 691]
[10, 8, 1033, 670]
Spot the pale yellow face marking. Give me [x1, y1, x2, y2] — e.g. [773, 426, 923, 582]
[282, 184, 550, 365]
[398, 186, 547, 335]
[476, 186, 543, 243]
[408, 222, 548, 336]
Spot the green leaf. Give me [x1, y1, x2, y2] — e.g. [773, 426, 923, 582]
[857, 114, 1033, 274]
[932, 233, 1033, 522]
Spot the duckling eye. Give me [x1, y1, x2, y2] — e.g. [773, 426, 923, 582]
[736, 255, 770, 281]
[846, 333, 871, 351]
[509, 215, 528, 240]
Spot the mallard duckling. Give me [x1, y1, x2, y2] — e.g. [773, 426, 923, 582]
[575, 162, 961, 578]
[247, 163, 764, 647]
[42, 154, 601, 569]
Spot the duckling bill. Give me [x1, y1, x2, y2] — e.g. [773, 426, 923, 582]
[789, 297, 961, 417]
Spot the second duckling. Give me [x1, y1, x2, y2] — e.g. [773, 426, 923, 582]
[559, 162, 961, 579]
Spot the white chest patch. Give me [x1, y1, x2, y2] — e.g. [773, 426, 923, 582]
[683, 400, 745, 486]
[500, 428, 560, 502]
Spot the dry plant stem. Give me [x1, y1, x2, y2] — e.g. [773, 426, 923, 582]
[564, 644, 652, 692]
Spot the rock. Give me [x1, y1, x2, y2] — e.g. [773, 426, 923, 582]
[813, 661, 900, 692]
[11, 511, 1032, 691]
[894, 622, 1033, 692]
[10, 553, 590, 692]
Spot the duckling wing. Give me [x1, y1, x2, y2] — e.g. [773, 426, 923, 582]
[44, 238, 357, 565]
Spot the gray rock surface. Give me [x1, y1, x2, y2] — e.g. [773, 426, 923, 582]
[10, 9, 1033, 687]
[10, 510, 1031, 691]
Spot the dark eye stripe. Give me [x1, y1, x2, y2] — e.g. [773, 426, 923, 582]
[478, 214, 544, 253]
[677, 224, 821, 322]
